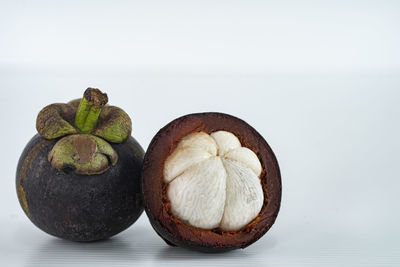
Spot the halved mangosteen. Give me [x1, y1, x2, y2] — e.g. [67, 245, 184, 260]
[16, 88, 145, 241]
[142, 112, 281, 252]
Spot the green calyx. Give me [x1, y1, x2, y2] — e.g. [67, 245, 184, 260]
[48, 134, 118, 175]
[35, 88, 133, 175]
[36, 88, 132, 142]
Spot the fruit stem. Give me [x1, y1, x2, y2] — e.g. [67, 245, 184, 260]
[75, 88, 108, 133]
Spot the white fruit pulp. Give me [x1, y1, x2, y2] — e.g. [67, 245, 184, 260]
[163, 131, 264, 231]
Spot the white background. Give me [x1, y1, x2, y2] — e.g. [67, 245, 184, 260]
[1, 0, 399, 266]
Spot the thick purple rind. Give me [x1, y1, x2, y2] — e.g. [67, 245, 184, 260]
[16, 134, 145, 242]
[142, 112, 282, 252]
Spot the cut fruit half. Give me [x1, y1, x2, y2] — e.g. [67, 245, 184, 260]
[142, 112, 281, 252]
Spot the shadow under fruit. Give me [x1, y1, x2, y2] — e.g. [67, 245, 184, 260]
[16, 88, 144, 241]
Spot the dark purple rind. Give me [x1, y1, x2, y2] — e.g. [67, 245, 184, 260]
[142, 112, 282, 252]
[16, 134, 145, 242]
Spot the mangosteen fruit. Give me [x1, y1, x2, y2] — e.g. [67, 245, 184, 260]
[16, 88, 145, 241]
[142, 112, 281, 252]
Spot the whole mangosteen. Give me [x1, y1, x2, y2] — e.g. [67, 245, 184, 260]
[16, 88, 144, 241]
[142, 112, 281, 252]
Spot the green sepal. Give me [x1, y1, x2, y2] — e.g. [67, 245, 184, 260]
[92, 106, 132, 143]
[48, 134, 118, 175]
[36, 104, 78, 139]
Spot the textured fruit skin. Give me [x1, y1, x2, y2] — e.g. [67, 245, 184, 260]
[16, 134, 144, 242]
[142, 112, 282, 252]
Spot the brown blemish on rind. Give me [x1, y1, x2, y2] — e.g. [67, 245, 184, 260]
[16, 138, 52, 217]
[17, 185, 29, 217]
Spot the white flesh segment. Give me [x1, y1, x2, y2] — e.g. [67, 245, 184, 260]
[167, 157, 227, 229]
[210, 131, 241, 156]
[219, 159, 264, 231]
[178, 132, 218, 154]
[164, 148, 213, 183]
[163, 132, 217, 183]
[224, 147, 262, 177]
